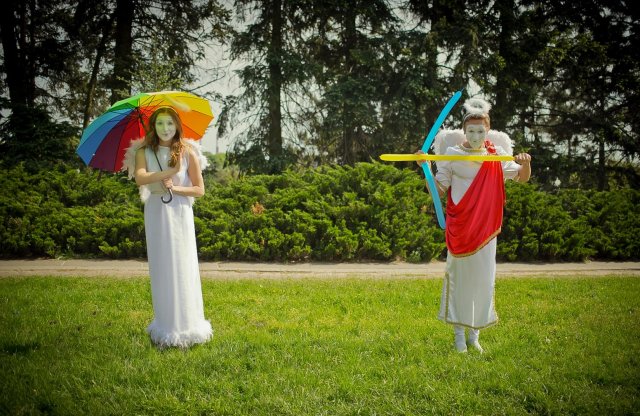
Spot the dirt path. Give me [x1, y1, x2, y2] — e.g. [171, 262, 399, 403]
[1, 259, 639, 279]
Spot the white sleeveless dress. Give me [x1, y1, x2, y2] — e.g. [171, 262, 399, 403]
[143, 146, 212, 348]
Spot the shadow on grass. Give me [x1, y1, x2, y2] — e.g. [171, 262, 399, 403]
[1, 342, 41, 355]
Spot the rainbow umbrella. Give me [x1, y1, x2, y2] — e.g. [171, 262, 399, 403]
[76, 91, 214, 172]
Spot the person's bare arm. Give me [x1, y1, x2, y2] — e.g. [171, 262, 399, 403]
[134, 148, 180, 186]
[165, 149, 205, 198]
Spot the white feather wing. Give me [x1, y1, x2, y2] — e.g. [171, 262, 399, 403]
[432, 129, 465, 155]
[121, 138, 145, 179]
[487, 130, 513, 155]
[183, 139, 209, 170]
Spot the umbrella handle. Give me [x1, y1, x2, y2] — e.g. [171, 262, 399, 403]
[152, 150, 173, 204]
[161, 189, 173, 204]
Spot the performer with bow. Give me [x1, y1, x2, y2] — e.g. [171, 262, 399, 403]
[419, 98, 531, 353]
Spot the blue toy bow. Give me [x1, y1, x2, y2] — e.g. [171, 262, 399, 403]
[420, 90, 463, 229]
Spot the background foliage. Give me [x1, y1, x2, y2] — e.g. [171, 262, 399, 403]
[1, 162, 638, 262]
[0, 0, 638, 262]
[1, 0, 638, 188]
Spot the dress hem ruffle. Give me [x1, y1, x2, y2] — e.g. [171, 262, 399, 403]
[147, 319, 213, 349]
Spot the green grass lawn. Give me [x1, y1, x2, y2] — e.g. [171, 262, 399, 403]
[1, 275, 638, 415]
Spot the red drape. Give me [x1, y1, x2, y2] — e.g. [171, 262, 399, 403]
[445, 161, 505, 257]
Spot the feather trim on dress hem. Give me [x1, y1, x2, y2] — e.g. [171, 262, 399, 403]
[147, 319, 213, 348]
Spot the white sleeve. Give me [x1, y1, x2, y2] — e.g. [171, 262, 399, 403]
[496, 146, 521, 180]
[434, 148, 454, 189]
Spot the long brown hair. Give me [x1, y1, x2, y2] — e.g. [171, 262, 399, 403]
[144, 107, 185, 167]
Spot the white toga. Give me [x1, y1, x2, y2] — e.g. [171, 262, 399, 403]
[435, 145, 521, 329]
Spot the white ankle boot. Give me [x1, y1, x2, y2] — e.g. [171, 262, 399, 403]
[454, 326, 467, 353]
[467, 329, 484, 353]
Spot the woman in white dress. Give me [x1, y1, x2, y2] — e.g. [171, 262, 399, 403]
[419, 98, 531, 353]
[132, 107, 213, 348]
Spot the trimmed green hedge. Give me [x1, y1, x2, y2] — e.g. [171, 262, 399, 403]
[1, 164, 145, 259]
[1, 162, 638, 262]
[194, 163, 442, 262]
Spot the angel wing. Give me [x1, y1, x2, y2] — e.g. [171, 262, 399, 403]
[432, 129, 514, 156]
[183, 138, 210, 171]
[120, 138, 147, 202]
[121, 138, 145, 179]
[432, 129, 465, 155]
[486, 130, 513, 156]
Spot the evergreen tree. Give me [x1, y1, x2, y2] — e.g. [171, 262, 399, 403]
[0, 0, 231, 166]
[407, 0, 639, 190]
[303, 0, 398, 165]
[535, 0, 639, 190]
[227, 0, 308, 173]
[0, 0, 77, 108]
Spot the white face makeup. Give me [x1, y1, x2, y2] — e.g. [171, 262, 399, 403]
[465, 122, 487, 150]
[155, 114, 177, 143]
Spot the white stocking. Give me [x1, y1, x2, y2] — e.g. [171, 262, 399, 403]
[467, 328, 484, 353]
[454, 325, 467, 352]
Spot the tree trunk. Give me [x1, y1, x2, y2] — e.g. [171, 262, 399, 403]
[0, 0, 30, 107]
[493, 0, 515, 131]
[342, 3, 356, 165]
[597, 131, 607, 191]
[266, 0, 283, 170]
[83, 16, 115, 129]
[25, 0, 37, 105]
[110, 0, 134, 103]
[424, 34, 440, 143]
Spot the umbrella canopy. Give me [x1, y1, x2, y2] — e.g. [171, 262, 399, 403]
[76, 91, 214, 172]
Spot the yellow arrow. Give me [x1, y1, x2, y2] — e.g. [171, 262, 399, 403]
[380, 154, 514, 162]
